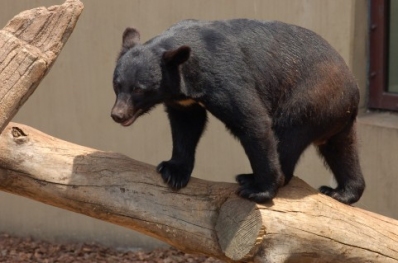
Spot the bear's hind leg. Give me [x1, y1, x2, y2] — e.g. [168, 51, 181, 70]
[275, 127, 316, 185]
[232, 123, 284, 203]
[317, 122, 365, 204]
[206, 92, 284, 203]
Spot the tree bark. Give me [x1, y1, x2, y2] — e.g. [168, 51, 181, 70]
[0, 0, 83, 133]
[0, 122, 397, 263]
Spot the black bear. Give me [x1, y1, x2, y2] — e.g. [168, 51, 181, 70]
[111, 19, 365, 204]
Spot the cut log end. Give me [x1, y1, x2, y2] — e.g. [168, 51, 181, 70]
[216, 198, 265, 261]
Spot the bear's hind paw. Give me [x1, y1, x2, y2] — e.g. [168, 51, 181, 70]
[319, 186, 360, 205]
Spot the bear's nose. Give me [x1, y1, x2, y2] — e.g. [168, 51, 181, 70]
[111, 111, 126, 123]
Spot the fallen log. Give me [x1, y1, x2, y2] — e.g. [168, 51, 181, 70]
[0, 0, 83, 133]
[0, 122, 397, 263]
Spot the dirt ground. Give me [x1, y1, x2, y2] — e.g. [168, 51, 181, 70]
[0, 233, 223, 263]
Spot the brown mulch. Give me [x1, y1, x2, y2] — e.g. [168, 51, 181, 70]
[0, 233, 224, 263]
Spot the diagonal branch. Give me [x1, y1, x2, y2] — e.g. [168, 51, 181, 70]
[0, 0, 84, 133]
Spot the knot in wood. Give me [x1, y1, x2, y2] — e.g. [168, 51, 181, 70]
[12, 127, 27, 138]
[11, 126, 29, 144]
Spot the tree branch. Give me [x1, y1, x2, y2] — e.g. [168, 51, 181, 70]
[0, 0, 83, 133]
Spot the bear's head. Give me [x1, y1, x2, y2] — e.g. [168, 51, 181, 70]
[111, 28, 191, 126]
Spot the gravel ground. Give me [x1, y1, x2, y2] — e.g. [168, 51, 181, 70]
[0, 233, 223, 263]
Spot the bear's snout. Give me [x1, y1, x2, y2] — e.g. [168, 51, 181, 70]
[110, 109, 127, 123]
[111, 93, 134, 125]
[111, 102, 142, 127]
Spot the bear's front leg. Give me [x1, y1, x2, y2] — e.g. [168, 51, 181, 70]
[157, 103, 207, 190]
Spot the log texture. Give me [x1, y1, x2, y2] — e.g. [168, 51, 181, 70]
[0, 122, 397, 263]
[0, 0, 83, 133]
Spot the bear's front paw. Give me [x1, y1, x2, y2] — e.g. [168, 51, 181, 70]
[157, 161, 192, 190]
[235, 173, 277, 203]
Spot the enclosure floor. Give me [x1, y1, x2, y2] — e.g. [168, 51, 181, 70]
[0, 233, 223, 263]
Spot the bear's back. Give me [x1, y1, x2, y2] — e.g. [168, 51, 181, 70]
[146, 19, 337, 60]
[145, 19, 348, 86]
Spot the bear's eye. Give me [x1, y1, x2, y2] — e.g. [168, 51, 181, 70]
[133, 88, 144, 94]
[113, 83, 120, 94]
[132, 83, 146, 94]
[113, 79, 121, 93]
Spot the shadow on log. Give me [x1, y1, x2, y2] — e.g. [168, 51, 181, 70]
[0, 1, 398, 263]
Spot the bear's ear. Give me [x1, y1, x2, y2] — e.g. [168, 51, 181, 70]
[122, 27, 140, 49]
[162, 45, 191, 65]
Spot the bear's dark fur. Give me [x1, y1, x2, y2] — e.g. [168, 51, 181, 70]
[111, 19, 365, 204]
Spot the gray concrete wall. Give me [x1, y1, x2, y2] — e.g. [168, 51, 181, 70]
[2, 0, 397, 249]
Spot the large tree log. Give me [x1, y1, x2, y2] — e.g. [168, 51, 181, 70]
[0, 0, 83, 133]
[0, 122, 397, 263]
